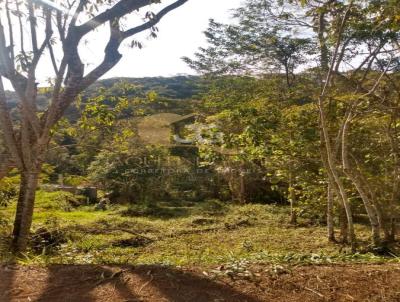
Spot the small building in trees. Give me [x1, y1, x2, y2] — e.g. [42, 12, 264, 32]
[137, 113, 199, 158]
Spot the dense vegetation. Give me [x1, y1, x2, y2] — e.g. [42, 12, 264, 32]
[0, 0, 400, 275]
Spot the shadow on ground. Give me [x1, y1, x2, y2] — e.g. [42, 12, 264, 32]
[0, 264, 260, 302]
[2, 263, 400, 302]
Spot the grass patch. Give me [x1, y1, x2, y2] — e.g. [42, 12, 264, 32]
[121, 202, 189, 219]
[1, 193, 399, 266]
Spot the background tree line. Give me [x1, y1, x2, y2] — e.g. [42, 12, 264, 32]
[0, 0, 399, 254]
[184, 0, 400, 251]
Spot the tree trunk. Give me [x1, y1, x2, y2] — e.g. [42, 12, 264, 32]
[341, 112, 381, 246]
[385, 177, 398, 242]
[289, 173, 297, 225]
[12, 170, 40, 253]
[388, 119, 399, 242]
[363, 183, 391, 243]
[228, 168, 235, 203]
[378, 206, 392, 243]
[319, 127, 355, 250]
[390, 220, 396, 242]
[327, 184, 335, 242]
[343, 168, 381, 246]
[318, 11, 329, 73]
[339, 206, 349, 243]
[289, 189, 297, 225]
[357, 170, 392, 242]
[239, 168, 246, 204]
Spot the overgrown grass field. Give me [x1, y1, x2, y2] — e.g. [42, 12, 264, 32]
[1, 191, 399, 266]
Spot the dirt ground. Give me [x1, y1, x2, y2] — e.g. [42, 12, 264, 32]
[1, 263, 399, 302]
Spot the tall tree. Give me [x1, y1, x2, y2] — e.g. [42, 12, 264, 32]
[0, 0, 188, 253]
[182, 0, 313, 86]
[185, 0, 400, 250]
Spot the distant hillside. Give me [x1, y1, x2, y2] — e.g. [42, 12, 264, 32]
[5, 75, 205, 102]
[4, 76, 206, 119]
[87, 75, 205, 100]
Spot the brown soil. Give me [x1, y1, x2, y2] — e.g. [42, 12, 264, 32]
[0, 263, 399, 302]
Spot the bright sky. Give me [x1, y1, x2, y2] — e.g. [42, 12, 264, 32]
[3, 0, 242, 90]
[86, 0, 242, 79]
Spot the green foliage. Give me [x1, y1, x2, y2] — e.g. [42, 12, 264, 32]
[45, 79, 202, 177]
[40, 164, 56, 184]
[195, 199, 228, 216]
[63, 175, 88, 187]
[183, 0, 314, 82]
[88, 146, 171, 202]
[1, 0, 397, 258]
[88, 76, 205, 101]
[122, 202, 188, 219]
[35, 191, 80, 212]
[182, 0, 400, 249]
[0, 173, 19, 208]
[1, 201, 398, 265]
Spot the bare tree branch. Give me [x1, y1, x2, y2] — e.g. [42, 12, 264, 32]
[0, 78, 23, 169]
[5, 0, 15, 68]
[77, 0, 154, 37]
[47, 40, 59, 75]
[28, 1, 39, 54]
[43, 0, 188, 132]
[122, 0, 188, 39]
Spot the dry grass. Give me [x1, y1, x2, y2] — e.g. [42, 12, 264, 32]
[1, 193, 399, 266]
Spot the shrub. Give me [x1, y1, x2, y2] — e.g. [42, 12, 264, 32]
[121, 202, 188, 218]
[31, 217, 67, 254]
[35, 190, 82, 212]
[64, 175, 88, 187]
[195, 199, 228, 216]
[0, 175, 19, 208]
